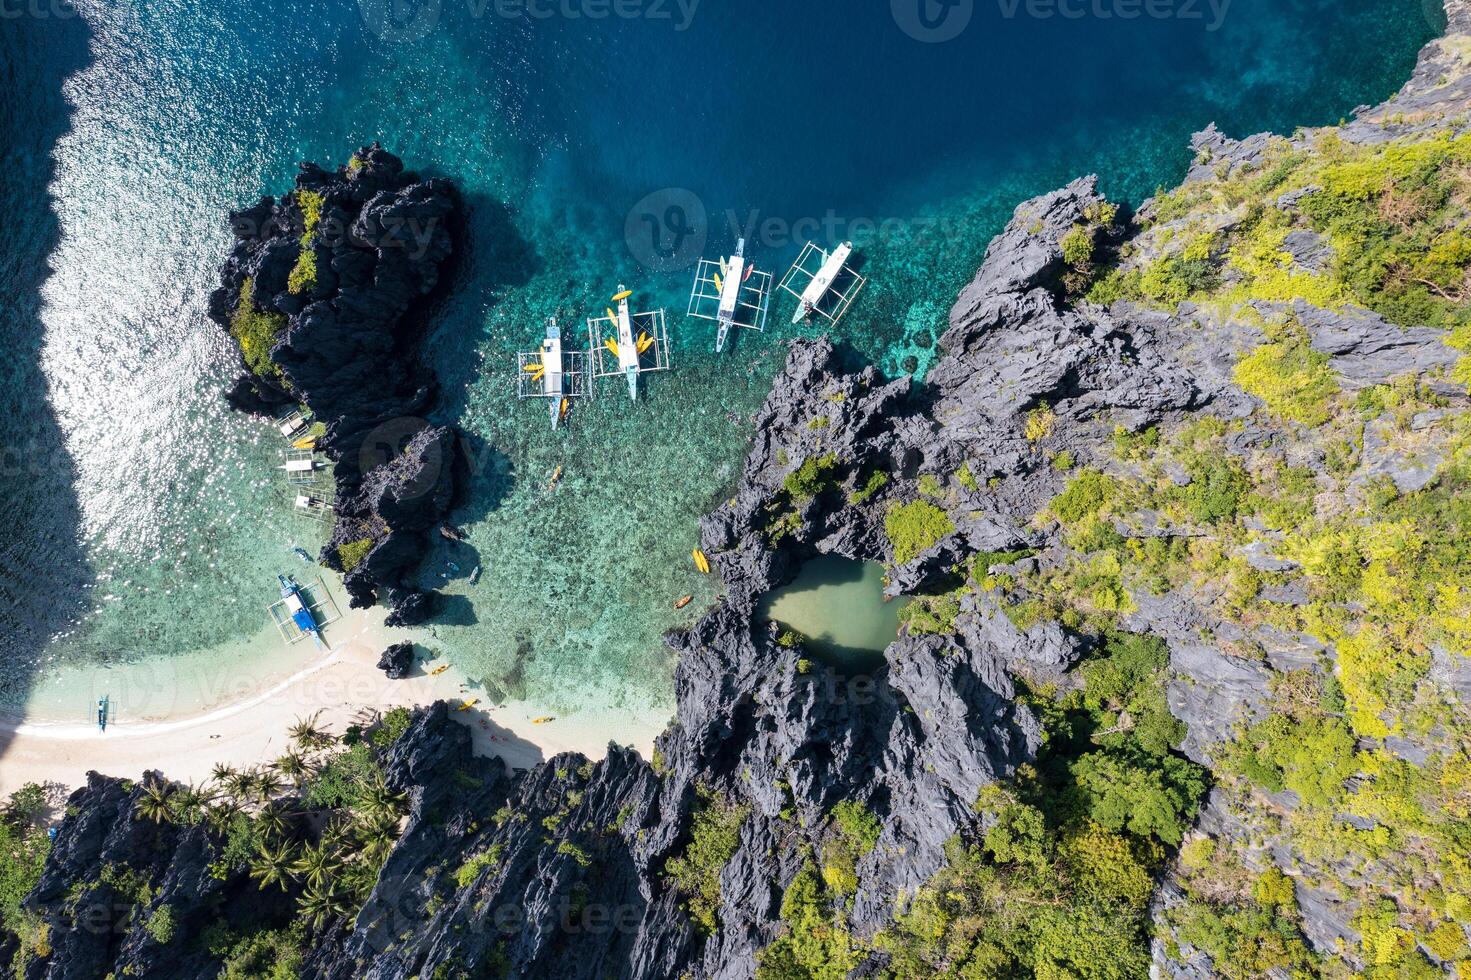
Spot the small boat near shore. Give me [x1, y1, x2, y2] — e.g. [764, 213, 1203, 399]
[674, 594, 694, 609]
[277, 575, 326, 650]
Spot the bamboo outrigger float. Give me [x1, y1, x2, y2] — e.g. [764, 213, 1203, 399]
[687, 238, 774, 353]
[780, 241, 867, 326]
[517, 318, 592, 429]
[587, 286, 671, 401]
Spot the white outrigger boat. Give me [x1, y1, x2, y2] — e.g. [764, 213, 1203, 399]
[587, 287, 671, 401]
[517, 318, 591, 429]
[687, 238, 774, 353]
[780, 241, 868, 326]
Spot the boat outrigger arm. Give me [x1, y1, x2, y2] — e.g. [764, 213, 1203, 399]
[687, 238, 774, 353]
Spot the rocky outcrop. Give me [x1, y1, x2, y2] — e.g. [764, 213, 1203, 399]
[209, 144, 462, 616]
[377, 642, 415, 679]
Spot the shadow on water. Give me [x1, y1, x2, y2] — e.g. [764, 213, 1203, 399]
[0, 12, 95, 754]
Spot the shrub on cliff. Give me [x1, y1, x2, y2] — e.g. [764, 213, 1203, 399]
[337, 537, 374, 572]
[1233, 321, 1339, 426]
[783, 453, 839, 503]
[666, 790, 749, 935]
[230, 278, 286, 380]
[884, 500, 954, 564]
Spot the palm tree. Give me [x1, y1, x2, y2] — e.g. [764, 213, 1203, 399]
[135, 782, 173, 824]
[292, 842, 343, 890]
[171, 782, 215, 825]
[289, 713, 327, 749]
[257, 800, 291, 840]
[298, 881, 349, 931]
[321, 815, 357, 852]
[248, 839, 297, 892]
[210, 763, 237, 786]
[204, 799, 243, 834]
[357, 773, 406, 821]
[222, 770, 255, 801]
[356, 811, 401, 864]
[276, 750, 310, 785]
[252, 769, 283, 801]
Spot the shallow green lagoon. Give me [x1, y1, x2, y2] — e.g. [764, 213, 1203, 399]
[757, 558, 911, 671]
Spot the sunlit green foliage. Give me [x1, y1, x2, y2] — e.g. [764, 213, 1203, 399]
[1234, 321, 1340, 426]
[884, 500, 954, 564]
[230, 277, 286, 379]
[783, 453, 839, 503]
[666, 789, 749, 935]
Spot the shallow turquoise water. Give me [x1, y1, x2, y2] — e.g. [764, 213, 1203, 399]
[757, 558, 910, 671]
[0, 0, 1439, 719]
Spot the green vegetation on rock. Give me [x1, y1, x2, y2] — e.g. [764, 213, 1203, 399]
[884, 499, 954, 564]
[666, 789, 750, 935]
[230, 277, 286, 380]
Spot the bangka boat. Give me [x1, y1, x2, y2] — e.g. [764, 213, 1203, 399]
[277, 574, 326, 650]
[687, 238, 774, 353]
[587, 288, 670, 401]
[674, 595, 694, 609]
[780, 241, 867, 326]
[515, 318, 590, 429]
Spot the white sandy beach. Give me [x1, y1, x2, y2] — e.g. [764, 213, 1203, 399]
[0, 605, 665, 798]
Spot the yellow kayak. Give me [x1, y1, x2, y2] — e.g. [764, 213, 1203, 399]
[636, 331, 653, 354]
[692, 549, 711, 574]
[532, 716, 555, 725]
[713, 273, 724, 293]
[605, 307, 618, 325]
[604, 337, 620, 358]
[457, 699, 479, 711]
[611, 289, 633, 302]
[522, 362, 544, 373]
[292, 437, 316, 450]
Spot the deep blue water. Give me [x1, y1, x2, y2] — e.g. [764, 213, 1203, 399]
[0, 0, 1438, 722]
